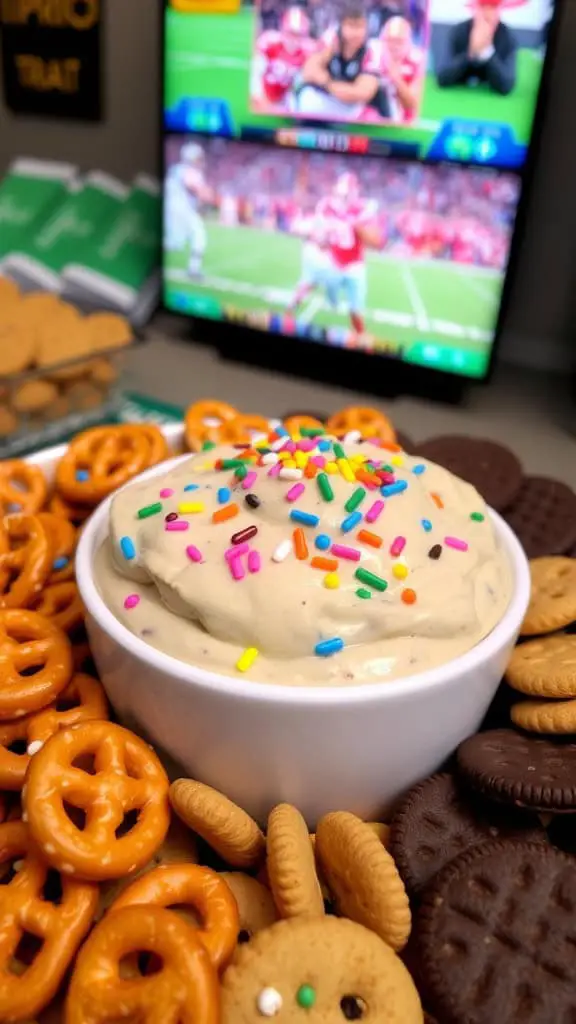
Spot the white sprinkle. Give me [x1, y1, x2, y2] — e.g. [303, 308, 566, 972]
[44, 844, 56, 856]
[27, 740, 44, 756]
[202, 416, 222, 428]
[261, 452, 279, 465]
[268, 418, 283, 431]
[61, 863, 75, 874]
[251, 431, 269, 445]
[279, 468, 303, 481]
[272, 540, 292, 563]
[344, 429, 362, 444]
[270, 436, 288, 452]
[257, 988, 283, 1016]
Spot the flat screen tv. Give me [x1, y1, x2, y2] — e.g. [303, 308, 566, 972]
[162, 0, 558, 382]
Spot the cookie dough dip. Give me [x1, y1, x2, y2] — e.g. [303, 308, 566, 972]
[94, 432, 513, 687]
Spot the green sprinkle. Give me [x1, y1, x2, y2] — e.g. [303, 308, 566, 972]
[382, 464, 394, 473]
[221, 459, 244, 470]
[137, 502, 162, 520]
[345, 487, 366, 513]
[300, 427, 325, 437]
[296, 985, 316, 1010]
[235, 464, 248, 480]
[202, 440, 216, 451]
[317, 472, 334, 502]
[355, 568, 388, 592]
[333, 442, 345, 460]
[470, 512, 485, 522]
[356, 588, 372, 600]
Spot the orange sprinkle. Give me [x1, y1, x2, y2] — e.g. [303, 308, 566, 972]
[212, 503, 239, 524]
[355, 469, 378, 490]
[430, 492, 444, 509]
[357, 529, 382, 549]
[304, 461, 318, 479]
[402, 588, 417, 605]
[379, 442, 402, 453]
[311, 556, 338, 572]
[293, 528, 309, 561]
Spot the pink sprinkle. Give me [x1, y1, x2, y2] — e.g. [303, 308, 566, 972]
[242, 471, 258, 491]
[365, 500, 385, 524]
[366, 436, 382, 446]
[284, 441, 297, 453]
[331, 544, 361, 562]
[186, 545, 203, 563]
[226, 543, 249, 561]
[165, 520, 189, 532]
[297, 439, 316, 452]
[286, 482, 305, 502]
[248, 550, 261, 574]
[267, 462, 282, 478]
[160, 488, 174, 498]
[311, 456, 326, 468]
[445, 536, 469, 552]
[230, 556, 245, 581]
[376, 471, 396, 485]
[124, 594, 140, 610]
[390, 536, 406, 557]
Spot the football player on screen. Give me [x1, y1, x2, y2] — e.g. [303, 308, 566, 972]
[295, 5, 384, 121]
[308, 171, 381, 335]
[252, 6, 317, 112]
[378, 16, 423, 122]
[165, 142, 212, 279]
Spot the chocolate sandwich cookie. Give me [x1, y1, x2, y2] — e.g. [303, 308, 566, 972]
[416, 840, 576, 1024]
[390, 773, 544, 897]
[457, 728, 576, 813]
[504, 476, 576, 559]
[415, 435, 523, 511]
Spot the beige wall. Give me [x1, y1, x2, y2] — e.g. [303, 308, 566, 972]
[0, 0, 574, 370]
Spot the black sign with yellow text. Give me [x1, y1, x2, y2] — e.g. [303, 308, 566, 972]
[0, 0, 102, 120]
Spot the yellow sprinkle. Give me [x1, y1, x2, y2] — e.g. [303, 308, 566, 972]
[283, 459, 296, 469]
[324, 572, 340, 590]
[178, 502, 205, 514]
[325, 462, 338, 475]
[236, 647, 259, 673]
[350, 455, 365, 464]
[337, 458, 356, 483]
[294, 451, 308, 469]
[278, 451, 291, 461]
[391, 455, 404, 467]
[392, 563, 408, 580]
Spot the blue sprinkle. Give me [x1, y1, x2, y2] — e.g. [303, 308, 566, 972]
[315, 637, 344, 657]
[76, 469, 90, 482]
[290, 510, 320, 528]
[421, 519, 432, 532]
[412, 464, 426, 475]
[275, 426, 289, 437]
[341, 511, 362, 533]
[381, 480, 408, 498]
[184, 484, 199, 492]
[318, 440, 331, 452]
[315, 534, 331, 551]
[120, 536, 136, 560]
[52, 556, 69, 572]
[218, 487, 231, 504]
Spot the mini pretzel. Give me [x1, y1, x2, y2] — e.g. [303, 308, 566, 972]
[0, 514, 54, 609]
[47, 492, 92, 528]
[0, 820, 98, 1021]
[32, 581, 84, 635]
[25, 720, 170, 881]
[65, 904, 219, 1024]
[283, 415, 324, 436]
[185, 399, 238, 451]
[0, 461, 47, 516]
[137, 423, 170, 466]
[0, 609, 72, 720]
[218, 414, 270, 445]
[38, 512, 76, 584]
[112, 863, 240, 971]
[0, 673, 109, 790]
[55, 425, 154, 505]
[326, 406, 397, 442]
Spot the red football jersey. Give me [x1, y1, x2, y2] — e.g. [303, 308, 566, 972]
[315, 197, 375, 268]
[381, 46, 422, 121]
[257, 30, 316, 104]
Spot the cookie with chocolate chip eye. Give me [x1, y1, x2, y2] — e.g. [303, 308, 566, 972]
[221, 916, 423, 1023]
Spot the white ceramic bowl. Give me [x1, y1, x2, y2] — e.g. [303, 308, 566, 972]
[74, 441, 530, 826]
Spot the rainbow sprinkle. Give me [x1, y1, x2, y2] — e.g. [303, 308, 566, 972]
[445, 536, 468, 552]
[124, 594, 140, 610]
[236, 647, 259, 672]
[315, 638, 344, 657]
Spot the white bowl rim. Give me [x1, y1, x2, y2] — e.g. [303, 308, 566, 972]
[77, 455, 531, 708]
